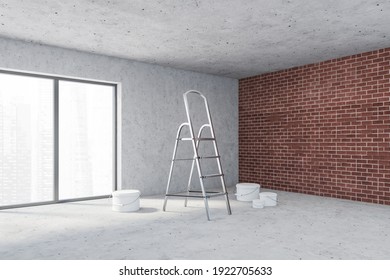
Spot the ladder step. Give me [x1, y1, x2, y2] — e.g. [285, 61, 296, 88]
[178, 137, 215, 141]
[166, 191, 227, 198]
[173, 157, 196, 161]
[201, 173, 224, 179]
[172, 155, 220, 161]
[199, 155, 220, 159]
[189, 190, 220, 193]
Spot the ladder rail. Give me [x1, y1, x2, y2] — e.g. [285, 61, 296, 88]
[183, 95, 211, 220]
[184, 124, 210, 207]
[208, 117, 232, 215]
[163, 122, 189, 212]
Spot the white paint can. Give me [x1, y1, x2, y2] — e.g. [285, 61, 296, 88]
[235, 183, 260, 201]
[259, 192, 278, 206]
[252, 199, 265, 209]
[112, 190, 140, 212]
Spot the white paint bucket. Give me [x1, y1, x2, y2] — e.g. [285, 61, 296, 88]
[259, 192, 277, 206]
[235, 183, 260, 201]
[252, 199, 265, 209]
[112, 190, 140, 212]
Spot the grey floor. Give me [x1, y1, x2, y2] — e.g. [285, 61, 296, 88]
[0, 189, 389, 260]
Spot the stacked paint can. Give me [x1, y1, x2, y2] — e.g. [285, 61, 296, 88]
[235, 183, 278, 208]
[235, 183, 260, 201]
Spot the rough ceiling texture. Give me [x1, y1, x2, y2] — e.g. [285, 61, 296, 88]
[0, 0, 389, 78]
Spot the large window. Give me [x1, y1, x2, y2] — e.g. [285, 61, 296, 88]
[0, 71, 117, 209]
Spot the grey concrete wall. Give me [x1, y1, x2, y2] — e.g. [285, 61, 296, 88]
[0, 37, 238, 195]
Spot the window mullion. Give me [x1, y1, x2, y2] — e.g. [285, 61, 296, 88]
[54, 79, 59, 202]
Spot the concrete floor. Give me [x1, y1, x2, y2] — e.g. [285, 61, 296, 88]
[0, 189, 389, 260]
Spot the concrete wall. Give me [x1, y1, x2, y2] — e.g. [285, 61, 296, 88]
[0, 37, 238, 195]
[239, 47, 390, 205]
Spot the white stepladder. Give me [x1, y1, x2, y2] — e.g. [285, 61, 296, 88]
[163, 90, 232, 221]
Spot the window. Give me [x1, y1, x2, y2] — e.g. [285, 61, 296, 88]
[0, 74, 54, 206]
[59, 81, 115, 199]
[0, 71, 117, 209]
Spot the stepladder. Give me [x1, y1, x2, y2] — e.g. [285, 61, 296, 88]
[163, 90, 232, 221]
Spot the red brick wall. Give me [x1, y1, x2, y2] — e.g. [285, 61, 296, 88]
[239, 48, 390, 205]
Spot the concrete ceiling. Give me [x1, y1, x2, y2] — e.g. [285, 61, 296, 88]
[0, 0, 389, 78]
